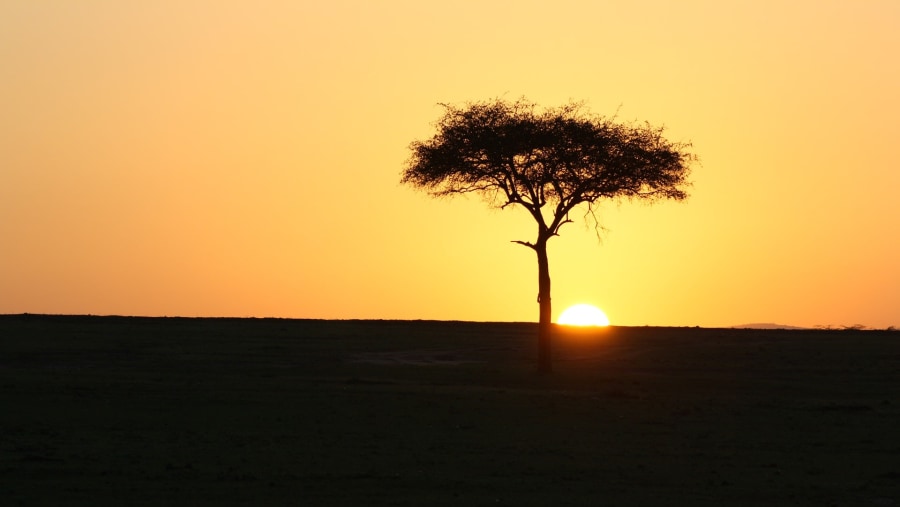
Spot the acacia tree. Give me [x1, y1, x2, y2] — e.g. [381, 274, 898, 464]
[402, 98, 694, 373]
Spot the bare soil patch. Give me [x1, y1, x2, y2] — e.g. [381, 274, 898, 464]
[351, 348, 491, 365]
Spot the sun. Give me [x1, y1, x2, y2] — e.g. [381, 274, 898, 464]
[558, 304, 610, 327]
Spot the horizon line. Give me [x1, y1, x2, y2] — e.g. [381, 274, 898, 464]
[2, 313, 895, 331]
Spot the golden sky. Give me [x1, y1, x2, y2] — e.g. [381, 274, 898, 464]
[2, 1, 898, 327]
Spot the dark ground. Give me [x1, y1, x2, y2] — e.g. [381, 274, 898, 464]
[1, 314, 898, 506]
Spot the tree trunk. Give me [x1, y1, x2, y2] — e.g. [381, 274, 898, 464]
[536, 240, 552, 374]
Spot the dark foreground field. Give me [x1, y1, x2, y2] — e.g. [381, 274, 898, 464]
[1, 315, 898, 506]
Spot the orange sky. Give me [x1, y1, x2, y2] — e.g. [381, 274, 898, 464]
[2, 1, 898, 328]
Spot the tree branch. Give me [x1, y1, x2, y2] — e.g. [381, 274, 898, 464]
[511, 240, 536, 250]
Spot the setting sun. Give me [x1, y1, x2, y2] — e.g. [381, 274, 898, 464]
[558, 304, 610, 327]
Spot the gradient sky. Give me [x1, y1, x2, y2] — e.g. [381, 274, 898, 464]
[2, 1, 898, 327]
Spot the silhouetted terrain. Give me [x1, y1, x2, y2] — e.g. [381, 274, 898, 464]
[1, 315, 898, 506]
[732, 323, 808, 330]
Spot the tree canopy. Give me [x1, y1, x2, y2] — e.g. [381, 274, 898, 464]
[402, 98, 694, 245]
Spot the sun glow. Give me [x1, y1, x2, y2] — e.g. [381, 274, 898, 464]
[558, 304, 610, 327]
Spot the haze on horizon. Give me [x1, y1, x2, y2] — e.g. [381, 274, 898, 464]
[1, 1, 898, 329]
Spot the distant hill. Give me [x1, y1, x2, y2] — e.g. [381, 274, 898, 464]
[732, 323, 808, 330]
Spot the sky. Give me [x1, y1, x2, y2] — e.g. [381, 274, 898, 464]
[2, 0, 898, 328]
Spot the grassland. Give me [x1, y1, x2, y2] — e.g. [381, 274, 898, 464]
[1, 315, 898, 506]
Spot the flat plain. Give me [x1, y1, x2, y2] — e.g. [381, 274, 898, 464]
[1, 315, 898, 506]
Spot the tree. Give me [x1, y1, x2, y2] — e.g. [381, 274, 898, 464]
[401, 98, 695, 373]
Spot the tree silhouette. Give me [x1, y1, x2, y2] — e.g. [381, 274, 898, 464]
[402, 98, 695, 373]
